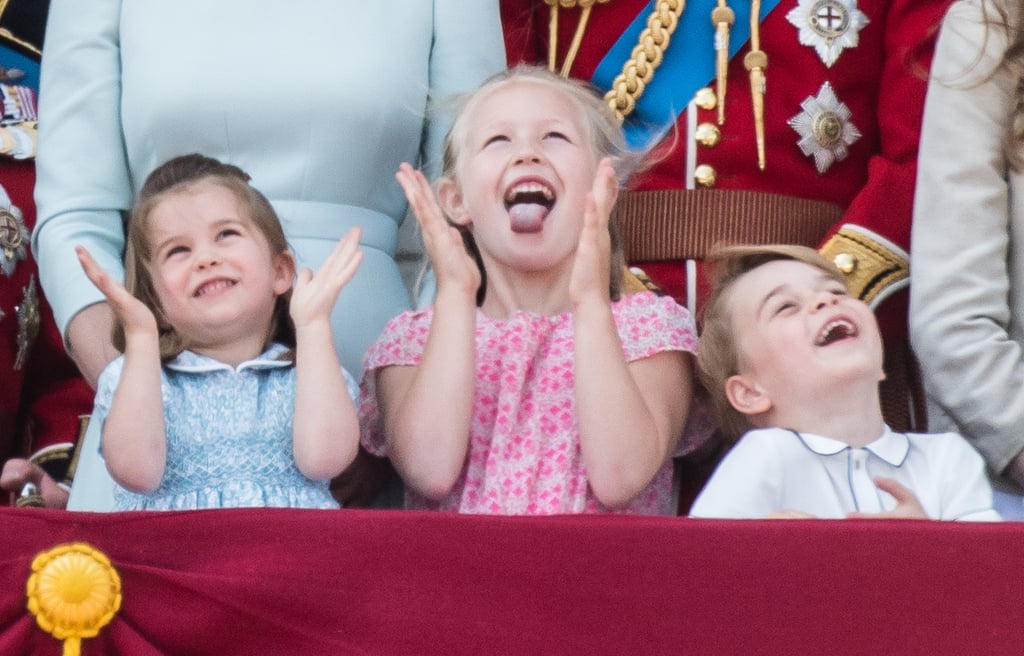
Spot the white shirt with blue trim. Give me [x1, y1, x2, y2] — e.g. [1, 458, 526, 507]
[690, 425, 1001, 521]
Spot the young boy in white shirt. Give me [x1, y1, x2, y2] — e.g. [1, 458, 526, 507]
[689, 245, 999, 520]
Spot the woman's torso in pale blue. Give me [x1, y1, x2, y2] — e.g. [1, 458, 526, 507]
[97, 345, 358, 510]
[120, 4, 437, 215]
[35, 1, 506, 374]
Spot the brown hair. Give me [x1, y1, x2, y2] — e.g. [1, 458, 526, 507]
[117, 153, 295, 361]
[950, 0, 1024, 167]
[987, 0, 1024, 166]
[439, 65, 640, 305]
[697, 244, 847, 442]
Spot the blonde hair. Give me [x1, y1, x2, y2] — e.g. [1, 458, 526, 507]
[697, 244, 847, 441]
[439, 65, 643, 304]
[119, 153, 295, 361]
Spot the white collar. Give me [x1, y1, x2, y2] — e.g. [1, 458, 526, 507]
[165, 343, 293, 374]
[792, 425, 910, 467]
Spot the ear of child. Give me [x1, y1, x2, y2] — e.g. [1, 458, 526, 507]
[272, 250, 296, 296]
[724, 373, 771, 418]
[436, 177, 470, 227]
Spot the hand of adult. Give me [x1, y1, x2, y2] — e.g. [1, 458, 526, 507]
[65, 301, 119, 389]
[0, 459, 69, 508]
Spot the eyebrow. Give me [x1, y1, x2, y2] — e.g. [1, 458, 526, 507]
[152, 218, 242, 256]
[479, 116, 573, 135]
[756, 284, 789, 320]
[755, 272, 838, 319]
[152, 233, 181, 258]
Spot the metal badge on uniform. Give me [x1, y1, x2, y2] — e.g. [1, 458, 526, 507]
[788, 81, 861, 174]
[0, 83, 38, 159]
[0, 196, 29, 276]
[785, 0, 868, 68]
[14, 273, 39, 370]
[1, 82, 37, 122]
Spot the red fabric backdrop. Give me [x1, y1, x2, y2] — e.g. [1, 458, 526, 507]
[0, 508, 1018, 655]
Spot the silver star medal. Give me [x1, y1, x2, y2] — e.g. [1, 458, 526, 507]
[786, 0, 869, 68]
[0, 192, 30, 277]
[789, 81, 861, 174]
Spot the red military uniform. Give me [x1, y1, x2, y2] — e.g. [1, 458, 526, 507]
[1, 0, 92, 502]
[501, 0, 952, 431]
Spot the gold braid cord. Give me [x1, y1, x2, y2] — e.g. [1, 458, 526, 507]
[603, 0, 685, 122]
[545, 0, 612, 77]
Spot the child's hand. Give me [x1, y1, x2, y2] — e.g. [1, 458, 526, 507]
[395, 162, 479, 299]
[291, 227, 363, 329]
[847, 477, 929, 519]
[76, 245, 157, 341]
[570, 157, 618, 307]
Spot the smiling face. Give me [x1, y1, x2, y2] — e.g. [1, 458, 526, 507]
[144, 181, 294, 356]
[438, 78, 600, 277]
[723, 259, 884, 421]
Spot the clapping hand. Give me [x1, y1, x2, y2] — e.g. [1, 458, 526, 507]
[290, 227, 363, 329]
[570, 157, 618, 308]
[395, 162, 480, 300]
[76, 246, 158, 342]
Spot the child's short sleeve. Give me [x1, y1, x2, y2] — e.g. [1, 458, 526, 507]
[929, 432, 1002, 521]
[613, 292, 697, 362]
[613, 292, 713, 457]
[358, 309, 433, 456]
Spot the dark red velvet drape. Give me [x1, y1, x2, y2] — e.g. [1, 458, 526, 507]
[0, 508, 1018, 655]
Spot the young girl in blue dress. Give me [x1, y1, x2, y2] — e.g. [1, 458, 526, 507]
[77, 154, 362, 510]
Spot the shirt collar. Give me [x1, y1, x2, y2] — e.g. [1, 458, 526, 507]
[794, 425, 909, 466]
[165, 343, 293, 373]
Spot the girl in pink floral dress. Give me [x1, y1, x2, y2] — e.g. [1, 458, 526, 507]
[360, 67, 697, 514]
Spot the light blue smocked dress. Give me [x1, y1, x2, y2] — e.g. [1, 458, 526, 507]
[93, 344, 358, 510]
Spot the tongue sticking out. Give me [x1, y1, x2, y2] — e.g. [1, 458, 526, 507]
[508, 203, 548, 233]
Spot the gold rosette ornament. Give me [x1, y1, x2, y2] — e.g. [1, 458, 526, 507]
[26, 543, 122, 656]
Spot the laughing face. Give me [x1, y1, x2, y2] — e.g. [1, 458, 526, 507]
[145, 181, 293, 354]
[727, 259, 884, 413]
[439, 78, 599, 276]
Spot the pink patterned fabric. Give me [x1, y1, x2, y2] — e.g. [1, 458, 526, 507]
[360, 291, 697, 515]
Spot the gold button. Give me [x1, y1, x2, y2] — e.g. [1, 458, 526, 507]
[694, 164, 717, 187]
[693, 87, 717, 111]
[833, 252, 857, 274]
[695, 122, 721, 147]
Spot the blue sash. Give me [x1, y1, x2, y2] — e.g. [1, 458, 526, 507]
[592, 0, 782, 149]
[0, 48, 40, 89]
